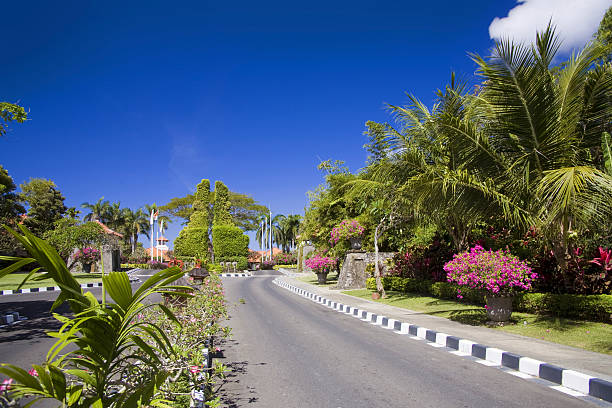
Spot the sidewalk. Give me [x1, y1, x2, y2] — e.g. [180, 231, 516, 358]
[278, 274, 612, 382]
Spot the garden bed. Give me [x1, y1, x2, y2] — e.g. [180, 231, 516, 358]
[0, 272, 102, 290]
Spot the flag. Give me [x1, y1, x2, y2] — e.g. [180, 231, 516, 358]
[150, 209, 154, 225]
[154, 210, 159, 221]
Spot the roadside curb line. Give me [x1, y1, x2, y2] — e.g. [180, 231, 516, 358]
[220, 272, 251, 277]
[273, 278, 612, 404]
[0, 282, 103, 296]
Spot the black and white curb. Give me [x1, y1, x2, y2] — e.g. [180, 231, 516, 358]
[273, 278, 612, 404]
[0, 282, 103, 296]
[220, 272, 251, 277]
[0, 311, 27, 327]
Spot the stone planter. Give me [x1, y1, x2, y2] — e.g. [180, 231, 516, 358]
[316, 272, 328, 284]
[486, 295, 513, 322]
[82, 263, 93, 273]
[349, 237, 362, 250]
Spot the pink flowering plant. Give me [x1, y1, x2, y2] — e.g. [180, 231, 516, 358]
[443, 245, 537, 297]
[330, 219, 365, 244]
[73, 247, 100, 265]
[305, 255, 337, 274]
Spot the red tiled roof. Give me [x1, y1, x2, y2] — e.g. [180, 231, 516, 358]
[95, 220, 124, 238]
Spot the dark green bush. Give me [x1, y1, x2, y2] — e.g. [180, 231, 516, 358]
[365, 277, 611, 322]
[212, 225, 248, 258]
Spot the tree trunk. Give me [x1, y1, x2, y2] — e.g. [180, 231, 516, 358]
[374, 219, 386, 298]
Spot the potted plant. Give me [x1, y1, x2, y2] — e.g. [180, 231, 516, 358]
[305, 255, 337, 284]
[330, 219, 365, 250]
[73, 247, 100, 273]
[443, 245, 537, 322]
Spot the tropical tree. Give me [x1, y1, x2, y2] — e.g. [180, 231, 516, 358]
[121, 208, 150, 255]
[0, 101, 27, 137]
[81, 197, 110, 223]
[20, 178, 68, 237]
[104, 202, 124, 231]
[255, 214, 269, 253]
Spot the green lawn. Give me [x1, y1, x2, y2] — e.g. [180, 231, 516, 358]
[296, 272, 340, 287]
[0, 273, 102, 290]
[343, 289, 612, 355]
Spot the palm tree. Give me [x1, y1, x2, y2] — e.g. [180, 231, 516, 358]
[105, 201, 124, 231]
[255, 214, 268, 253]
[81, 197, 110, 222]
[121, 208, 150, 254]
[270, 214, 286, 252]
[277, 214, 301, 252]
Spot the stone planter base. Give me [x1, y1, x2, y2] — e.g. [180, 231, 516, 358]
[316, 273, 328, 284]
[486, 295, 513, 322]
[371, 292, 381, 300]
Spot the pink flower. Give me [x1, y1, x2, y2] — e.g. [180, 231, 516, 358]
[0, 379, 13, 392]
[215, 347, 221, 352]
[28, 368, 38, 377]
[189, 365, 201, 374]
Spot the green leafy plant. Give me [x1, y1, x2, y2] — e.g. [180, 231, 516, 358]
[0, 225, 192, 407]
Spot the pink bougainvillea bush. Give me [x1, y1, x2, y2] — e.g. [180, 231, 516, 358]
[73, 247, 100, 265]
[443, 245, 537, 297]
[330, 219, 365, 244]
[305, 255, 337, 274]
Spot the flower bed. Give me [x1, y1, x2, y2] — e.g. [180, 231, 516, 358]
[305, 255, 336, 274]
[365, 276, 612, 322]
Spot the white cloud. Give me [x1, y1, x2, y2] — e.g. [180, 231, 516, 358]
[489, 0, 610, 53]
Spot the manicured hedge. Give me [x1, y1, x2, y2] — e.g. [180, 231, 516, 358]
[212, 225, 248, 258]
[365, 277, 612, 322]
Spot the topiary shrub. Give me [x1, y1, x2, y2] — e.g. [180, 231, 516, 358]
[174, 179, 210, 261]
[212, 225, 248, 258]
[216, 256, 248, 270]
[213, 181, 233, 226]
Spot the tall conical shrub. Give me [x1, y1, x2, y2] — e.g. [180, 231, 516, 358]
[212, 181, 249, 268]
[174, 179, 210, 261]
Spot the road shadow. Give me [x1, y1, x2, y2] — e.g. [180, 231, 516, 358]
[0, 300, 70, 344]
[215, 337, 268, 407]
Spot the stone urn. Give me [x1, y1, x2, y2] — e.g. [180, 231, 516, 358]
[82, 263, 93, 273]
[316, 272, 328, 284]
[349, 237, 362, 250]
[486, 295, 513, 322]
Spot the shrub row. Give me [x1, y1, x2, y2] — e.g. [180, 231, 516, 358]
[273, 264, 297, 270]
[365, 277, 612, 322]
[215, 255, 248, 271]
[121, 263, 168, 270]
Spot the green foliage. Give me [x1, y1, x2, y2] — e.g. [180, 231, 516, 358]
[0, 101, 27, 137]
[366, 277, 612, 322]
[0, 225, 190, 406]
[0, 165, 26, 255]
[20, 178, 67, 236]
[212, 225, 248, 262]
[213, 181, 233, 226]
[43, 219, 107, 267]
[161, 190, 267, 231]
[174, 180, 210, 261]
[596, 6, 612, 61]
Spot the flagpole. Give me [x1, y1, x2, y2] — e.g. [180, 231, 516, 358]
[269, 208, 272, 261]
[150, 209, 154, 262]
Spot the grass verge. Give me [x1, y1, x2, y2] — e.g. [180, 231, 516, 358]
[296, 272, 340, 287]
[343, 289, 612, 355]
[0, 272, 102, 290]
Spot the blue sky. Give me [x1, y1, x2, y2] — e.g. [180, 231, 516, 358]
[1, 0, 607, 250]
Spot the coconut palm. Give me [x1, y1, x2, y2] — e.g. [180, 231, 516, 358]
[104, 201, 124, 231]
[81, 197, 110, 222]
[121, 207, 150, 254]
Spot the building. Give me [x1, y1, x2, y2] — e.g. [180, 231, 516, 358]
[146, 236, 171, 262]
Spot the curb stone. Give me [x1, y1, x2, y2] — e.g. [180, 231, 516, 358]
[220, 272, 252, 277]
[0, 311, 27, 327]
[0, 282, 104, 296]
[273, 278, 612, 404]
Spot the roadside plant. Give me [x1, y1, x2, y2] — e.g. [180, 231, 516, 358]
[305, 255, 336, 274]
[0, 225, 191, 407]
[330, 219, 364, 244]
[73, 246, 100, 265]
[443, 245, 537, 297]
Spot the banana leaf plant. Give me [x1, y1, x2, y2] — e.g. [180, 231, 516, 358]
[0, 226, 193, 407]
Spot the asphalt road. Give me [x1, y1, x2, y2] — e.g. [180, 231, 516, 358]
[217, 274, 599, 408]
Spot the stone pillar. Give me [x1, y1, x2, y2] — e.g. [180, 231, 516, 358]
[336, 251, 395, 289]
